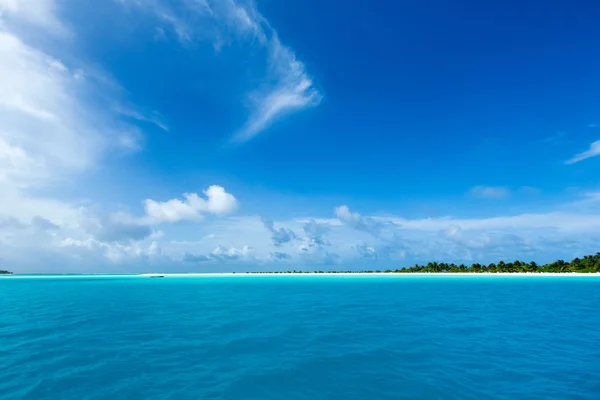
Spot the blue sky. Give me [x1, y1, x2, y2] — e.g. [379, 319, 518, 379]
[1, 0, 599, 272]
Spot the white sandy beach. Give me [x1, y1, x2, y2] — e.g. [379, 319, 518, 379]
[139, 272, 600, 278]
[2, 272, 599, 279]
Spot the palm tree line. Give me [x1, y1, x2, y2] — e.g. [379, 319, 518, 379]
[245, 253, 600, 274]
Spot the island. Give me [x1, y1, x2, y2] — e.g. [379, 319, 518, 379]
[0, 270, 13, 275]
[245, 253, 600, 274]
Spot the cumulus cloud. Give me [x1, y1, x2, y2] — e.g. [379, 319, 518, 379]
[334, 205, 385, 237]
[468, 186, 510, 199]
[0, 1, 598, 273]
[354, 243, 378, 260]
[261, 217, 297, 246]
[565, 140, 600, 164]
[302, 219, 330, 246]
[5, 202, 600, 272]
[210, 245, 252, 261]
[0, 1, 243, 271]
[182, 245, 254, 263]
[144, 185, 238, 224]
[58, 237, 164, 267]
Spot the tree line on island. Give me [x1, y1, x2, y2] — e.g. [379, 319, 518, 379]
[245, 253, 600, 274]
[0, 270, 12, 275]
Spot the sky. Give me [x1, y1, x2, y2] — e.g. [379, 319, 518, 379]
[1, 0, 599, 273]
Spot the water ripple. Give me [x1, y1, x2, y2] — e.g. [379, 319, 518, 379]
[1, 276, 599, 399]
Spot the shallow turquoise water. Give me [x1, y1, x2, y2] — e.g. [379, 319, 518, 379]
[1, 275, 599, 399]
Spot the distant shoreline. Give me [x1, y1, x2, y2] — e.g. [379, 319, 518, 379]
[141, 272, 600, 277]
[3, 253, 598, 276]
[2, 272, 600, 279]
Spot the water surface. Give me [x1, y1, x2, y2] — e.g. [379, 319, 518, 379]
[1, 275, 599, 399]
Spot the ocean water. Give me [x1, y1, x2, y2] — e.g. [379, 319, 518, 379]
[1, 275, 600, 400]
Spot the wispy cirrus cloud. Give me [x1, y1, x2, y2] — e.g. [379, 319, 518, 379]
[0, 0, 167, 239]
[544, 131, 567, 145]
[118, 0, 321, 143]
[0, 0, 171, 193]
[565, 140, 600, 164]
[114, 106, 169, 132]
[233, 33, 321, 142]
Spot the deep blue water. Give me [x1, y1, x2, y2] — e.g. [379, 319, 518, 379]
[1, 275, 600, 400]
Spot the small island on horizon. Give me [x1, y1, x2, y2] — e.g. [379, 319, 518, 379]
[244, 253, 600, 274]
[0, 270, 13, 275]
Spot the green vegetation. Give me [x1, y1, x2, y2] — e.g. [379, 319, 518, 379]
[0, 270, 13, 275]
[246, 253, 600, 274]
[395, 253, 600, 273]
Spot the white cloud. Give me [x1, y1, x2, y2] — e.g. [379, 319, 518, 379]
[0, 0, 180, 271]
[334, 205, 385, 237]
[118, 0, 321, 143]
[143, 185, 238, 223]
[468, 186, 510, 199]
[211, 244, 252, 260]
[565, 140, 600, 164]
[0, 0, 67, 36]
[144, 196, 204, 223]
[302, 219, 331, 246]
[4, 199, 600, 272]
[0, 7, 160, 192]
[115, 106, 169, 131]
[384, 211, 600, 233]
[261, 217, 297, 246]
[2, 0, 600, 273]
[354, 243, 378, 260]
[58, 237, 164, 266]
[0, 30, 105, 187]
[232, 34, 321, 142]
[182, 244, 254, 264]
